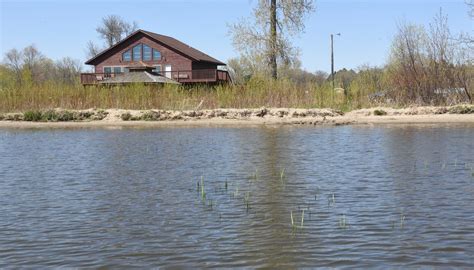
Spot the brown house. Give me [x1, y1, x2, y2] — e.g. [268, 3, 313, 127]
[81, 29, 230, 85]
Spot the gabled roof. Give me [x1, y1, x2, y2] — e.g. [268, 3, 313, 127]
[85, 29, 225, 65]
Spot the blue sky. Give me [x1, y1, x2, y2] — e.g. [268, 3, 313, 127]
[1, 0, 472, 72]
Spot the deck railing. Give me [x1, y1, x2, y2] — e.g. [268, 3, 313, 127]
[81, 69, 231, 85]
[80, 73, 119, 85]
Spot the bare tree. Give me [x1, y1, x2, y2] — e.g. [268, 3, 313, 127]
[458, 1, 474, 47]
[96, 15, 138, 47]
[22, 45, 44, 71]
[3, 45, 82, 86]
[387, 10, 472, 104]
[4, 49, 22, 72]
[314, 70, 329, 86]
[5, 45, 50, 84]
[86, 41, 103, 59]
[229, 0, 314, 79]
[55, 57, 82, 84]
[3, 48, 23, 83]
[86, 15, 138, 59]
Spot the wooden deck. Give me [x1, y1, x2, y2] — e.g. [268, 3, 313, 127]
[81, 69, 231, 85]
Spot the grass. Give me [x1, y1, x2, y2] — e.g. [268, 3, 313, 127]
[252, 169, 259, 182]
[0, 77, 368, 113]
[23, 110, 42, 121]
[291, 209, 305, 230]
[244, 192, 251, 212]
[400, 213, 406, 229]
[328, 193, 336, 206]
[195, 169, 439, 236]
[2, 77, 473, 117]
[339, 214, 348, 229]
[199, 176, 206, 201]
[280, 168, 285, 185]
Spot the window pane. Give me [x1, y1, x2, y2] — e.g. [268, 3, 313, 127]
[143, 44, 152, 61]
[153, 49, 161, 60]
[132, 44, 141, 61]
[104, 67, 112, 73]
[122, 50, 131, 61]
[113, 67, 122, 73]
[124, 67, 129, 73]
[153, 65, 162, 74]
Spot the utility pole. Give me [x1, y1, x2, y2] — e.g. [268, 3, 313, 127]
[331, 33, 340, 104]
[331, 34, 335, 91]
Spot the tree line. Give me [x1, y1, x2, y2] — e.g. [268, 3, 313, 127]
[1, 1, 472, 106]
[227, 1, 472, 104]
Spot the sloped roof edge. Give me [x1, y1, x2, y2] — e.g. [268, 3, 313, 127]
[85, 29, 225, 65]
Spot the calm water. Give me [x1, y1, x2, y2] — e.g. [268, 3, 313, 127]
[1, 125, 473, 268]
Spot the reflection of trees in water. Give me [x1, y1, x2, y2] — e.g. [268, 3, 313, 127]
[236, 127, 299, 268]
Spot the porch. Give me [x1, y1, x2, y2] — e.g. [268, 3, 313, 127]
[80, 69, 231, 85]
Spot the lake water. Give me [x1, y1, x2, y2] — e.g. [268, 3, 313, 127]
[1, 125, 473, 268]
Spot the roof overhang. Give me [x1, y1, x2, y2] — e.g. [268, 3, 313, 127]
[85, 29, 226, 66]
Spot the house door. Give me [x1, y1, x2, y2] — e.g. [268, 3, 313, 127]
[165, 65, 172, 79]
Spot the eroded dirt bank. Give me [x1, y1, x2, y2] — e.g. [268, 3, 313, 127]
[0, 105, 473, 128]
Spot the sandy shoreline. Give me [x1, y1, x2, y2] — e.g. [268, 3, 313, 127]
[1, 113, 473, 129]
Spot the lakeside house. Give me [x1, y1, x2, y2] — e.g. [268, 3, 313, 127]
[81, 29, 230, 85]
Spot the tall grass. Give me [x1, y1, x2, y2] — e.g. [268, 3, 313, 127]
[0, 76, 357, 113]
[2, 72, 471, 113]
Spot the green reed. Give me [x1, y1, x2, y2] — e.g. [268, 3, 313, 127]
[280, 168, 285, 183]
[291, 209, 305, 230]
[328, 193, 336, 206]
[200, 176, 206, 200]
[244, 192, 251, 212]
[400, 213, 406, 229]
[339, 214, 348, 229]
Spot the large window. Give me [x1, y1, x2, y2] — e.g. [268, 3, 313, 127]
[122, 50, 131, 62]
[113, 67, 122, 74]
[153, 49, 161, 60]
[143, 44, 152, 61]
[104, 67, 112, 74]
[132, 44, 141, 61]
[124, 43, 162, 62]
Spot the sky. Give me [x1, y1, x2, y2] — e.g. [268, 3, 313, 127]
[0, 0, 472, 73]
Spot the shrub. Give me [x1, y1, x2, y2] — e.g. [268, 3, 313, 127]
[141, 111, 160, 121]
[93, 110, 108, 120]
[23, 110, 42, 121]
[121, 112, 132, 121]
[41, 110, 59, 121]
[449, 105, 474, 114]
[57, 111, 75, 121]
[76, 111, 93, 120]
[373, 109, 387, 116]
